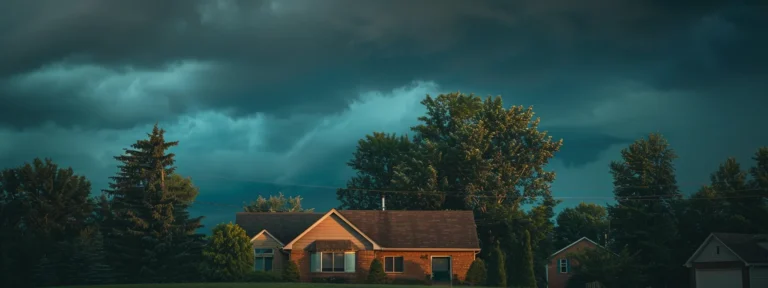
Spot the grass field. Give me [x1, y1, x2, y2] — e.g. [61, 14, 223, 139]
[57, 283, 453, 288]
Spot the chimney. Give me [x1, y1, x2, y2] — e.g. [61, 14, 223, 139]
[381, 194, 386, 211]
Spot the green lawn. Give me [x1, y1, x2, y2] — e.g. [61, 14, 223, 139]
[57, 283, 452, 288]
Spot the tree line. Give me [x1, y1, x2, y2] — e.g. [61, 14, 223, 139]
[1, 93, 765, 287]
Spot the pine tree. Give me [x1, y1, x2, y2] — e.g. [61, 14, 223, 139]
[102, 124, 205, 283]
[282, 260, 300, 282]
[487, 243, 506, 287]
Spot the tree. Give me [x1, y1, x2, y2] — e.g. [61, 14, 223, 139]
[486, 243, 507, 287]
[748, 147, 768, 233]
[200, 223, 255, 282]
[282, 260, 300, 282]
[102, 124, 205, 283]
[244, 192, 314, 212]
[337, 93, 563, 281]
[465, 259, 487, 286]
[0, 158, 95, 288]
[554, 203, 609, 249]
[519, 230, 537, 288]
[367, 258, 387, 284]
[566, 248, 643, 288]
[166, 173, 199, 205]
[607, 133, 682, 288]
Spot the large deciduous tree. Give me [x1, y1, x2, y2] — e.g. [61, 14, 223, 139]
[336, 93, 562, 283]
[554, 203, 609, 249]
[607, 133, 682, 288]
[102, 124, 205, 283]
[0, 158, 97, 288]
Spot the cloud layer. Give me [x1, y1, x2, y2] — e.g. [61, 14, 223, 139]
[1, 0, 766, 229]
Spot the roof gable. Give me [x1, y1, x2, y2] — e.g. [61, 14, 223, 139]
[684, 233, 768, 266]
[283, 209, 381, 250]
[550, 237, 604, 258]
[251, 229, 285, 247]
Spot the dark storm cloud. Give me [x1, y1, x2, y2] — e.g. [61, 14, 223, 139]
[1, 0, 765, 131]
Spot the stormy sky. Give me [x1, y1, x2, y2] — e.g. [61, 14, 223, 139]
[1, 0, 766, 229]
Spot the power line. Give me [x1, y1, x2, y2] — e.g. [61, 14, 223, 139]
[190, 174, 766, 201]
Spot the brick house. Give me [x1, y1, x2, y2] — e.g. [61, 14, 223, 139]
[683, 233, 768, 288]
[545, 237, 605, 288]
[236, 209, 481, 283]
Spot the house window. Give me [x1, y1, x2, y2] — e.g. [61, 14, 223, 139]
[254, 248, 274, 271]
[321, 252, 346, 272]
[255, 256, 273, 271]
[716, 246, 720, 254]
[385, 256, 404, 273]
[559, 258, 569, 274]
[311, 252, 356, 273]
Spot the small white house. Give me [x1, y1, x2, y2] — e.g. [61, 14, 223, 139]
[684, 233, 768, 288]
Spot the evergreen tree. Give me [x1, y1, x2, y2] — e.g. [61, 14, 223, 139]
[608, 133, 682, 288]
[465, 259, 487, 286]
[282, 260, 300, 282]
[486, 243, 506, 287]
[519, 230, 537, 288]
[102, 124, 205, 283]
[367, 258, 387, 284]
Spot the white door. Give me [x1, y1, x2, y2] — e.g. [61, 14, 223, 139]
[695, 269, 742, 288]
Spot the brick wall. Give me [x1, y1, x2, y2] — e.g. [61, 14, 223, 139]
[375, 251, 476, 282]
[289, 249, 477, 283]
[547, 240, 598, 288]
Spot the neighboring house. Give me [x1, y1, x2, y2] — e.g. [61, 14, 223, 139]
[545, 237, 606, 288]
[684, 233, 768, 288]
[235, 209, 481, 283]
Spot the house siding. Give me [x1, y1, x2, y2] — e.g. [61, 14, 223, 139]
[694, 237, 741, 263]
[251, 233, 286, 273]
[291, 214, 373, 251]
[547, 240, 597, 288]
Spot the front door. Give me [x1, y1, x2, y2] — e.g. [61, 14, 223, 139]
[431, 257, 452, 283]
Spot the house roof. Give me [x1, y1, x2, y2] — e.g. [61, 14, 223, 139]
[236, 212, 322, 244]
[235, 210, 480, 250]
[339, 210, 480, 249]
[685, 233, 768, 266]
[712, 233, 768, 264]
[550, 237, 604, 258]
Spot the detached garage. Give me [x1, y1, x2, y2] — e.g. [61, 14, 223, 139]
[684, 233, 768, 288]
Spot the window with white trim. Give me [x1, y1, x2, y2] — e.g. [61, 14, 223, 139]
[254, 248, 274, 271]
[559, 258, 569, 274]
[384, 256, 404, 273]
[311, 252, 356, 273]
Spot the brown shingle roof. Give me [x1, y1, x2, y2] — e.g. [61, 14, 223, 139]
[713, 233, 768, 264]
[339, 210, 480, 249]
[236, 210, 480, 250]
[235, 212, 322, 244]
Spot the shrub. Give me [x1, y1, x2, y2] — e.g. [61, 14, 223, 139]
[243, 270, 282, 282]
[465, 259, 487, 286]
[199, 223, 255, 282]
[366, 258, 387, 284]
[282, 260, 300, 282]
